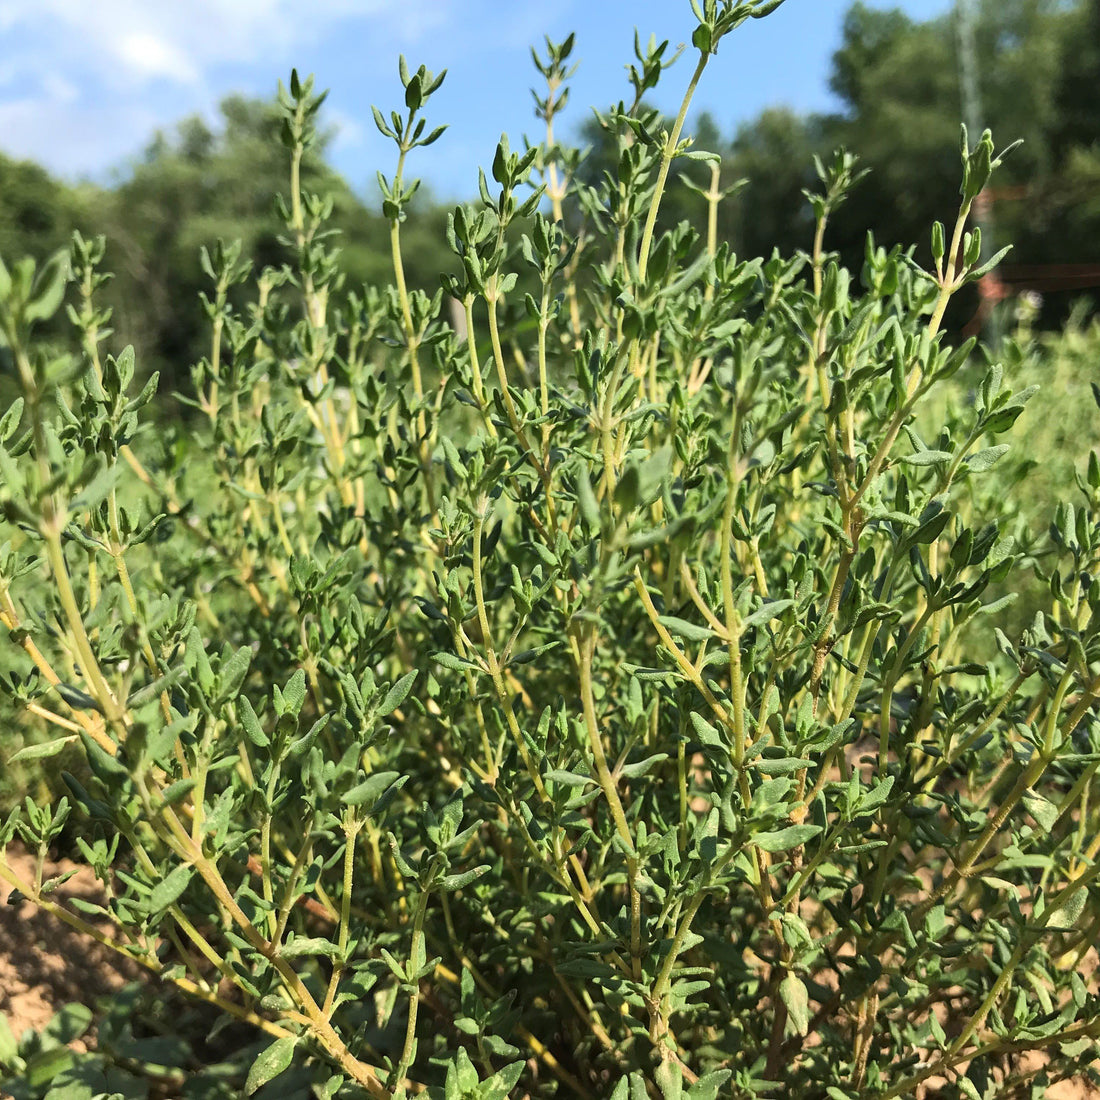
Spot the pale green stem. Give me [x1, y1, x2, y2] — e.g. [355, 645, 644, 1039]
[637, 51, 709, 284]
[323, 816, 359, 1017]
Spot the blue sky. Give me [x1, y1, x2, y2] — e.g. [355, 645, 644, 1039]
[0, 0, 954, 202]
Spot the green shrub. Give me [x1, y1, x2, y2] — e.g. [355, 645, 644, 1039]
[2, 3, 1099, 1097]
[1000, 299, 1100, 534]
[915, 297, 1100, 643]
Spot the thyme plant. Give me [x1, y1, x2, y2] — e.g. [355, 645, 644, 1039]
[2, 2, 1099, 1097]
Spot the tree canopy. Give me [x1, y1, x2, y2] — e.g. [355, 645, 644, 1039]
[0, 0, 1096, 388]
[0, 94, 453, 395]
[572, 0, 1099, 327]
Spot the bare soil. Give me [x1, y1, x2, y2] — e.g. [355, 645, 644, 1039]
[0, 844, 139, 1046]
[1, 842, 1097, 1098]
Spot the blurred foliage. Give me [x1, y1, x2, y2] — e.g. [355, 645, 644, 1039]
[1, 2, 1097, 385]
[823, 0, 1100, 329]
[1001, 299, 1100, 531]
[0, 983, 307, 1100]
[1, 3, 1100, 1095]
[0, 96, 454, 401]
[574, 0, 1099, 329]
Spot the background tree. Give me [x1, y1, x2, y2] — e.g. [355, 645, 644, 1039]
[565, 0, 1099, 326]
[0, 155, 85, 263]
[96, 94, 453, 394]
[0, 94, 455, 400]
[1, 0, 1097, 394]
[725, 108, 825, 261]
[734, 0, 1099, 325]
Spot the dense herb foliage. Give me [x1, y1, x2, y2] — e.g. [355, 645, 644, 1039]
[2, 3, 1100, 1097]
[3, 0, 1096, 405]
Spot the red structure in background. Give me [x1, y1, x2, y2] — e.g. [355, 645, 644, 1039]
[962, 185, 1100, 337]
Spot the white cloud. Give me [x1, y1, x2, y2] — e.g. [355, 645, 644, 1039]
[0, 96, 160, 177]
[0, 0, 458, 178]
[326, 107, 365, 152]
[1, 0, 452, 89]
[39, 72, 79, 104]
[113, 30, 200, 85]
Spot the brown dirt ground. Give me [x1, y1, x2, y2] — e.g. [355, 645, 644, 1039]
[0, 844, 140, 1047]
[1, 841, 1098, 1098]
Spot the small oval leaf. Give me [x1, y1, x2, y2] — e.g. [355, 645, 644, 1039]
[148, 864, 194, 914]
[246, 1036, 297, 1095]
[8, 735, 78, 765]
[378, 670, 416, 716]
